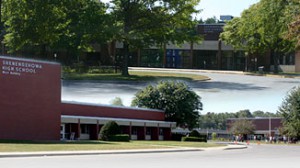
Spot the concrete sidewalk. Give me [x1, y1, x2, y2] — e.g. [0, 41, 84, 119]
[129, 67, 245, 75]
[0, 144, 247, 158]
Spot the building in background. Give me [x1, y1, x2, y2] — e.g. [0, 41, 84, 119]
[111, 15, 300, 73]
[227, 117, 283, 140]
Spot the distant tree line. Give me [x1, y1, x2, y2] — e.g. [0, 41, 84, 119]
[198, 110, 281, 130]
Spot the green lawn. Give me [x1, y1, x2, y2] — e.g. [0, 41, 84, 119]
[0, 140, 223, 152]
[63, 70, 210, 81]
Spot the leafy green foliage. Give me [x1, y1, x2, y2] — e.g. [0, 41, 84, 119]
[286, 0, 300, 48]
[108, 134, 130, 142]
[220, 0, 298, 73]
[3, 0, 67, 53]
[181, 136, 207, 142]
[100, 121, 121, 141]
[278, 86, 300, 138]
[2, 0, 110, 56]
[189, 130, 201, 137]
[131, 81, 202, 129]
[109, 0, 202, 76]
[229, 119, 255, 135]
[110, 97, 124, 106]
[204, 16, 218, 24]
[211, 132, 217, 140]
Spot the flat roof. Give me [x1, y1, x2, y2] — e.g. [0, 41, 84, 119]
[0, 55, 60, 65]
[227, 117, 283, 120]
[62, 101, 165, 113]
[61, 115, 176, 127]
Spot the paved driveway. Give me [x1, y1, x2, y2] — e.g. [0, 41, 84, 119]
[62, 70, 300, 113]
[1, 145, 299, 168]
[190, 72, 300, 113]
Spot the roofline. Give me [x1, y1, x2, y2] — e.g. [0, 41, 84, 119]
[227, 117, 283, 120]
[0, 55, 60, 65]
[198, 23, 225, 26]
[61, 115, 176, 125]
[62, 101, 165, 113]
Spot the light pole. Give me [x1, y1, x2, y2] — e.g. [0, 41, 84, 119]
[269, 116, 272, 136]
[54, 53, 57, 61]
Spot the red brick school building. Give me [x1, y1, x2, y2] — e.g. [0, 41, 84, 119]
[0, 56, 175, 141]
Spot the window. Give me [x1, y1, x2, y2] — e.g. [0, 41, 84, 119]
[146, 128, 151, 135]
[159, 128, 164, 135]
[132, 127, 137, 135]
[80, 124, 90, 134]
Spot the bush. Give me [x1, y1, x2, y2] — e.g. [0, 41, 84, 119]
[181, 136, 207, 142]
[171, 133, 186, 141]
[100, 121, 121, 141]
[73, 62, 89, 73]
[108, 134, 130, 142]
[212, 132, 217, 140]
[62, 66, 74, 74]
[189, 130, 201, 137]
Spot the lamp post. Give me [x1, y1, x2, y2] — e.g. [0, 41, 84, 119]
[269, 116, 272, 136]
[54, 53, 57, 61]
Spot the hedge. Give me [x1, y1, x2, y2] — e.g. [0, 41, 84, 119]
[108, 134, 130, 142]
[181, 136, 207, 142]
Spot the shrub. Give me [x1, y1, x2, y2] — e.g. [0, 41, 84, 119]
[181, 136, 207, 142]
[212, 132, 217, 140]
[73, 62, 89, 73]
[189, 130, 201, 137]
[108, 134, 130, 142]
[100, 121, 121, 141]
[171, 133, 186, 141]
[62, 66, 74, 74]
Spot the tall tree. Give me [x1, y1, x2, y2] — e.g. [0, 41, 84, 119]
[286, 0, 300, 48]
[204, 16, 218, 24]
[221, 0, 297, 73]
[57, 0, 111, 56]
[110, 97, 124, 106]
[2, 0, 110, 59]
[278, 86, 300, 139]
[2, 0, 68, 56]
[109, 0, 201, 76]
[236, 109, 253, 118]
[131, 81, 202, 129]
[229, 119, 255, 136]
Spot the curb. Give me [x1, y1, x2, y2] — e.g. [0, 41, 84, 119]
[129, 67, 300, 79]
[0, 148, 203, 158]
[0, 145, 247, 158]
[223, 145, 248, 150]
[129, 67, 244, 75]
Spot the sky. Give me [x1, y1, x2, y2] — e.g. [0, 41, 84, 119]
[197, 0, 260, 20]
[100, 0, 260, 20]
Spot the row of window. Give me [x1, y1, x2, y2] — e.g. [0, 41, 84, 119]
[78, 124, 164, 135]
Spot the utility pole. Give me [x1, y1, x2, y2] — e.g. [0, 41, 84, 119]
[269, 116, 272, 136]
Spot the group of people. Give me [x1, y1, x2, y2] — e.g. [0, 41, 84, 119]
[233, 134, 298, 144]
[255, 135, 297, 144]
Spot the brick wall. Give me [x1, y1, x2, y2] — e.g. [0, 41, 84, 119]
[0, 56, 61, 140]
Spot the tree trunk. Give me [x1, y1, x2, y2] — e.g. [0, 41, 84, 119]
[41, 44, 47, 59]
[121, 42, 129, 76]
[190, 41, 194, 69]
[121, 0, 130, 76]
[163, 43, 166, 68]
[272, 50, 279, 74]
